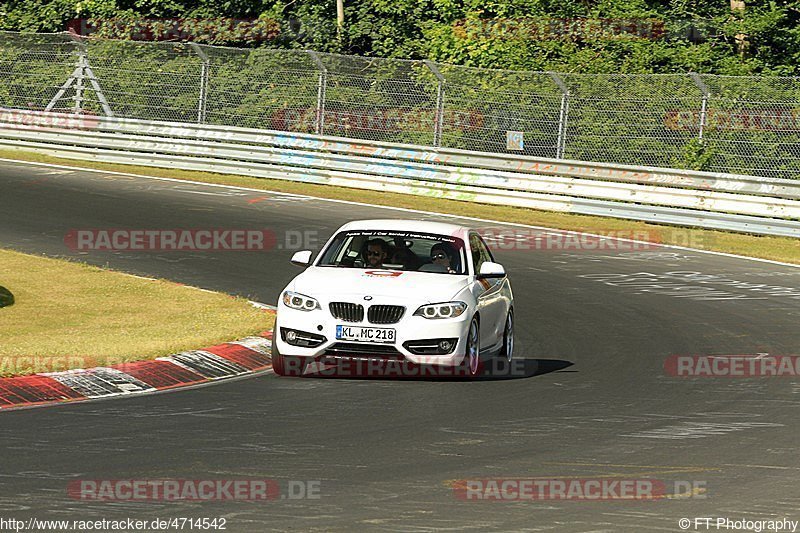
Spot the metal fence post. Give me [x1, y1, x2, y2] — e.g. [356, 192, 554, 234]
[689, 72, 710, 142]
[190, 43, 209, 124]
[307, 51, 327, 135]
[45, 34, 113, 116]
[424, 60, 446, 148]
[46, 42, 83, 113]
[74, 52, 86, 114]
[548, 72, 570, 159]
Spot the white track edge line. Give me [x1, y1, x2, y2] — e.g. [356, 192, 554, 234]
[2, 156, 798, 270]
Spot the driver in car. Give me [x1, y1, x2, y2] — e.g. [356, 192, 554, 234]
[364, 238, 389, 268]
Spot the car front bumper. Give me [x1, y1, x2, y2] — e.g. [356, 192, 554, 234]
[273, 303, 472, 367]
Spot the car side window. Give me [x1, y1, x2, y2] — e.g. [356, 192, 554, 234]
[477, 235, 495, 263]
[469, 233, 493, 274]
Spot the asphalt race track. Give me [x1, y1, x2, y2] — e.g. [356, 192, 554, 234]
[1, 159, 800, 531]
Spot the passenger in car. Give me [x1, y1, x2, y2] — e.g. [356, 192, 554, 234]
[391, 247, 422, 270]
[430, 242, 458, 274]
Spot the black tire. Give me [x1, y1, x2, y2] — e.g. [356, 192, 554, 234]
[460, 316, 482, 378]
[271, 338, 306, 377]
[499, 308, 514, 363]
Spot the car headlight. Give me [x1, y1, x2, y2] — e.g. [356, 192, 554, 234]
[282, 291, 320, 311]
[413, 301, 468, 319]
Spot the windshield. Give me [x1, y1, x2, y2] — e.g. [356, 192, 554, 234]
[317, 230, 468, 275]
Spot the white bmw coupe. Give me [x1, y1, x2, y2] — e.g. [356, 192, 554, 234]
[271, 219, 514, 377]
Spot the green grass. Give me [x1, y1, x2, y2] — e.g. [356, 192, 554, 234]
[1, 148, 798, 265]
[0, 248, 273, 377]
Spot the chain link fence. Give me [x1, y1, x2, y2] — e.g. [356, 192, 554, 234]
[2, 31, 800, 179]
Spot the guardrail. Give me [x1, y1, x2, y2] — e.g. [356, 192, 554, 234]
[1, 109, 799, 238]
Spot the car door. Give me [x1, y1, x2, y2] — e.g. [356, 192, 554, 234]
[469, 232, 506, 353]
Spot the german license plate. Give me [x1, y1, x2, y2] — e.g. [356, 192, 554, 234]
[336, 325, 396, 344]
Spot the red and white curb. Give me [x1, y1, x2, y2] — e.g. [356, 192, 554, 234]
[0, 304, 276, 412]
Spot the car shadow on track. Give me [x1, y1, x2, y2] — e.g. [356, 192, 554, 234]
[298, 358, 574, 382]
[0, 286, 13, 308]
[479, 358, 574, 381]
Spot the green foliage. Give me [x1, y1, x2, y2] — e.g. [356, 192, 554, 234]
[680, 138, 715, 171]
[1, 0, 800, 75]
[3, 0, 800, 178]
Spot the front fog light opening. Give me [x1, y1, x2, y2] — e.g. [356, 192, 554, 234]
[403, 338, 459, 355]
[280, 327, 326, 348]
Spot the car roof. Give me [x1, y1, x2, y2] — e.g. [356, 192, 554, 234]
[337, 219, 472, 238]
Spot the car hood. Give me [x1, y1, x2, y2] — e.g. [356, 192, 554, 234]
[287, 267, 468, 303]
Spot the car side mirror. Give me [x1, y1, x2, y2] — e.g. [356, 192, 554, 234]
[291, 250, 313, 267]
[478, 261, 505, 279]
